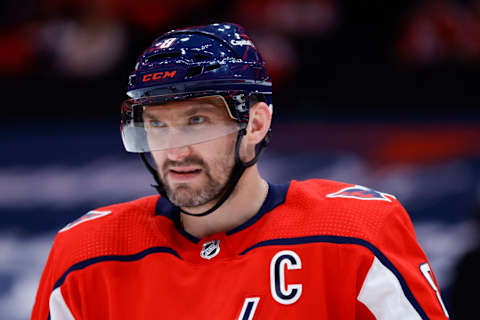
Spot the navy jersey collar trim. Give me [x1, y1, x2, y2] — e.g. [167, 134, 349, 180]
[155, 182, 290, 242]
[155, 196, 200, 243]
[226, 182, 289, 235]
[155, 196, 178, 220]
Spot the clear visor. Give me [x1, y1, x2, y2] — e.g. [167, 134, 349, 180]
[121, 93, 245, 152]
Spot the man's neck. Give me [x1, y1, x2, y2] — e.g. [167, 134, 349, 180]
[179, 166, 268, 239]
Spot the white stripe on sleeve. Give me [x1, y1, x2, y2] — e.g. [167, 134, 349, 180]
[49, 287, 75, 320]
[357, 257, 422, 320]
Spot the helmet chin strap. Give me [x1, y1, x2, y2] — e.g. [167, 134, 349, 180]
[140, 128, 269, 217]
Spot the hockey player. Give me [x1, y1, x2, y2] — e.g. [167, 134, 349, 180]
[32, 23, 450, 319]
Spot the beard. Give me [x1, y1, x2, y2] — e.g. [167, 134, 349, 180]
[160, 155, 234, 208]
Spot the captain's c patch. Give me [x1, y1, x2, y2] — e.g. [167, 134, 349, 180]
[326, 185, 395, 202]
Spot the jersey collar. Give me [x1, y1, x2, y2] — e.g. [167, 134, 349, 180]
[155, 182, 290, 244]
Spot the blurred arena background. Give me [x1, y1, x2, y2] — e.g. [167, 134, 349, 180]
[1, 0, 479, 318]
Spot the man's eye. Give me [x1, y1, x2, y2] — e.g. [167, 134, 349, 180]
[189, 116, 206, 125]
[148, 120, 166, 128]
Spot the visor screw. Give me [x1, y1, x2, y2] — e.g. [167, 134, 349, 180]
[233, 94, 247, 112]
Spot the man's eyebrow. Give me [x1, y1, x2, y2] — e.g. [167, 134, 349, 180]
[141, 101, 223, 120]
[142, 108, 157, 120]
[182, 103, 221, 116]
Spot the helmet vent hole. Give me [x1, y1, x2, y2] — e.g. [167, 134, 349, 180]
[145, 52, 181, 63]
[187, 66, 203, 77]
[204, 64, 220, 72]
[193, 53, 212, 61]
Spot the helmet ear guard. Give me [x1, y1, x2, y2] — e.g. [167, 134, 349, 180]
[123, 23, 273, 216]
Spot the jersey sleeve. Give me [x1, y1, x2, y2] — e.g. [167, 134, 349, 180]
[31, 239, 55, 320]
[358, 201, 449, 319]
[31, 196, 159, 320]
[31, 236, 76, 320]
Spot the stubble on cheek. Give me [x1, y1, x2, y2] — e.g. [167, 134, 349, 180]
[160, 153, 234, 208]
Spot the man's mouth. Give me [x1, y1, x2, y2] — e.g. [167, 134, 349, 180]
[168, 167, 203, 181]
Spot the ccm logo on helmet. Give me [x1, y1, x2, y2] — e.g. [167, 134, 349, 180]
[142, 70, 177, 82]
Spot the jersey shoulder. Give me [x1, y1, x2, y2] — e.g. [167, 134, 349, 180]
[262, 179, 410, 245]
[58, 194, 158, 234]
[50, 195, 165, 279]
[291, 178, 398, 208]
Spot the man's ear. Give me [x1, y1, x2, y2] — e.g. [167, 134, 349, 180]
[245, 101, 272, 145]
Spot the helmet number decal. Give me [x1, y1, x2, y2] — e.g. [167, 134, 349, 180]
[270, 250, 302, 305]
[155, 37, 177, 49]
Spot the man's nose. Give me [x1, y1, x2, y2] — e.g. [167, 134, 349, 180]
[166, 144, 192, 161]
[164, 127, 196, 160]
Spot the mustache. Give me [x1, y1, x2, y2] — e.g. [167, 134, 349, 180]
[162, 157, 207, 172]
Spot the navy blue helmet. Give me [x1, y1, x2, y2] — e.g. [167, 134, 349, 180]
[124, 22, 272, 129]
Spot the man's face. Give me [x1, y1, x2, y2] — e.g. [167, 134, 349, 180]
[143, 96, 238, 208]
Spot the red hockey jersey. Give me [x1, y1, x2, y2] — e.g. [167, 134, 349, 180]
[31, 179, 449, 319]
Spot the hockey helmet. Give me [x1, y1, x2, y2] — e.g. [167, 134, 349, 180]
[121, 22, 272, 153]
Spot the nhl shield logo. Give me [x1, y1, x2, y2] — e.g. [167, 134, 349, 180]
[200, 240, 220, 260]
